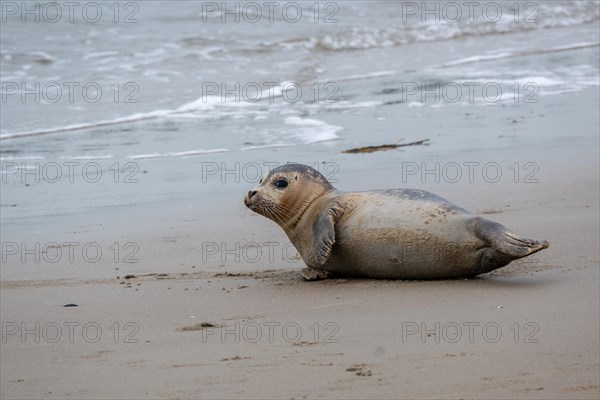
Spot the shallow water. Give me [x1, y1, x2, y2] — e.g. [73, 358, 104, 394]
[1, 1, 599, 274]
[2, 1, 598, 141]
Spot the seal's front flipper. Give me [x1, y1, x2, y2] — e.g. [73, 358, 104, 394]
[473, 216, 549, 259]
[300, 267, 334, 281]
[312, 202, 345, 266]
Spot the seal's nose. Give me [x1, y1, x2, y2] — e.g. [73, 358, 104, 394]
[244, 190, 257, 207]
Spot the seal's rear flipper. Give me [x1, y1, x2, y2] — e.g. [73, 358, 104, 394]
[476, 232, 549, 274]
[491, 230, 549, 258]
[473, 216, 549, 259]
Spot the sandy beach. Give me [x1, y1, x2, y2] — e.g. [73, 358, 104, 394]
[2, 2, 599, 399]
[2, 103, 599, 398]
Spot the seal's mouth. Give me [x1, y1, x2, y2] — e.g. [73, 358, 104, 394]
[244, 195, 269, 218]
[243, 195, 253, 208]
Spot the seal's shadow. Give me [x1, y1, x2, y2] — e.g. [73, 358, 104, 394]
[298, 270, 560, 289]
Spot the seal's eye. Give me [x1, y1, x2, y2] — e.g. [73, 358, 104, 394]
[274, 179, 288, 189]
[259, 178, 263, 184]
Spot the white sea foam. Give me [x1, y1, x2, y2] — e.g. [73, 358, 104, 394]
[128, 148, 230, 160]
[59, 155, 114, 160]
[0, 156, 46, 161]
[324, 71, 396, 82]
[325, 101, 383, 110]
[442, 53, 513, 67]
[440, 42, 599, 68]
[240, 143, 295, 151]
[0, 81, 296, 140]
[283, 116, 341, 144]
[301, 3, 599, 52]
[82, 51, 120, 60]
[0, 109, 173, 139]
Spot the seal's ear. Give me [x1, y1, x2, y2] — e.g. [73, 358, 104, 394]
[312, 203, 344, 266]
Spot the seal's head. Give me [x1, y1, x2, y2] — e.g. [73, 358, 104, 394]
[244, 163, 334, 227]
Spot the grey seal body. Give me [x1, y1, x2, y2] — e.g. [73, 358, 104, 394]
[244, 164, 549, 280]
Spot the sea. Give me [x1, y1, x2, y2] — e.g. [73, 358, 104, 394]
[1, 1, 599, 255]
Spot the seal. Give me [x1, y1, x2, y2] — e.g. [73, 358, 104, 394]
[244, 163, 549, 280]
